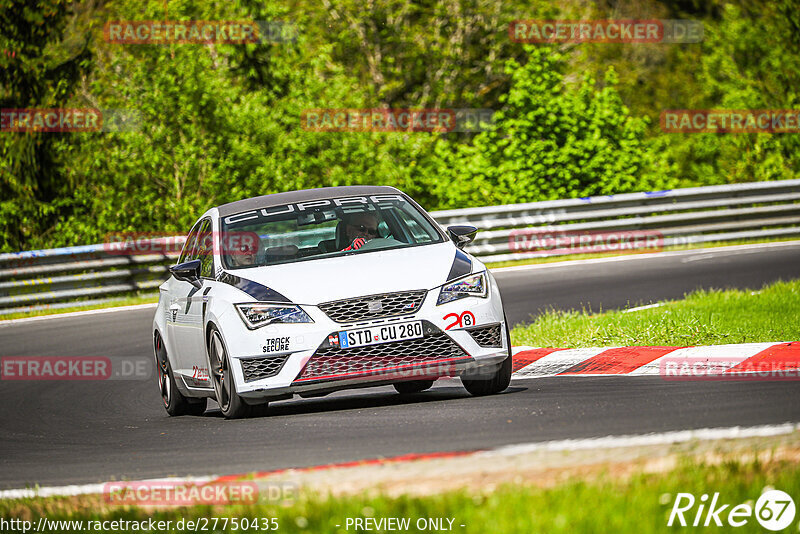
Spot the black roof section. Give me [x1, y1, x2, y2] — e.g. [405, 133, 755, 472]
[216, 185, 403, 217]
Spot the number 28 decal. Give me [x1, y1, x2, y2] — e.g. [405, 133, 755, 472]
[444, 311, 476, 330]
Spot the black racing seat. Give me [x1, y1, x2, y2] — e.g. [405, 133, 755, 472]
[264, 245, 298, 264]
[317, 221, 349, 253]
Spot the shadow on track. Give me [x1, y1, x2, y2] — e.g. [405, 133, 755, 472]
[202, 385, 528, 419]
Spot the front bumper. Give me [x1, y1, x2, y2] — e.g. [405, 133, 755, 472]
[215, 284, 508, 400]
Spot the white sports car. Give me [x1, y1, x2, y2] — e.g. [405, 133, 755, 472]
[153, 186, 511, 418]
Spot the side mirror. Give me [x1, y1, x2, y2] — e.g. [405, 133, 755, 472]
[169, 259, 202, 288]
[447, 225, 478, 250]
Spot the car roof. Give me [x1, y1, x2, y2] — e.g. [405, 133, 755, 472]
[216, 185, 403, 217]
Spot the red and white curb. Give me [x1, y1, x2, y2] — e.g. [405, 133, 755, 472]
[2, 423, 798, 501]
[511, 342, 800, 378]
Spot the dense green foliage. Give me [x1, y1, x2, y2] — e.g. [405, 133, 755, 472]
[1, 0, 798, 251]
[0, 0, 91, 249]
[434, 48, 657, 207]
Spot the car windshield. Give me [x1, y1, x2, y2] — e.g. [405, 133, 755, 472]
[220, 194, 444, 269]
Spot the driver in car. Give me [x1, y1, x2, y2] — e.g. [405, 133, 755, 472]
[228, 237, 259, 267]
[342, 212, 380, 251]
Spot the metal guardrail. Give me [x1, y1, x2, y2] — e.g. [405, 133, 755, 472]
[446, 180, 800, 262]
[1, 179, 799, 314]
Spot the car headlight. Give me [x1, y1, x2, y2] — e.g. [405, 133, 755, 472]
[436, 272, 487, 305]
[235, 303, 314, 329]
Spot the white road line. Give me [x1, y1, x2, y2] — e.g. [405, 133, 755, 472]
[0, 302, 158, 327]
[623, 302, 665, 313]
[478, 423, 800, 457]
[681, 253, 715, 263]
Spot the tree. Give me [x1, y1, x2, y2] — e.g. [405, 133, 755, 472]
[0, 0, 91, 251]
[432, 46, 659, 208]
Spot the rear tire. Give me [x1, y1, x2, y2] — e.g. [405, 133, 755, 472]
[207, 326, 251, 419]
[461, 317, 512, 396]
[393, 380, 434, 394]
[154, 333, 206, 416]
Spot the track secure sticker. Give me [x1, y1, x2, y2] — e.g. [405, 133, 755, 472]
[263, 337, 290, 353]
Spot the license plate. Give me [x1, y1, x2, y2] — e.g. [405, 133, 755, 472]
[338, 321, 424, 349]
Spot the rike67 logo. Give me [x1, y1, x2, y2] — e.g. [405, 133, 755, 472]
[667, 489, 796, 531]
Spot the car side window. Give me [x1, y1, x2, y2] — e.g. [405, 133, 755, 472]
[178, 221, 202, 264]
[196, 219, 215, 279]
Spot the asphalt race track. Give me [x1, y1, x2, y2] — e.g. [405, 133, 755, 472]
[1, 243, 799, 489]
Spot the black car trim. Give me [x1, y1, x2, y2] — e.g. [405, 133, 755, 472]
[216, 271, 291, 303]
[446, 249, 472, 282]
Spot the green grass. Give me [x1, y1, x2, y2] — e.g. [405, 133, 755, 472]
[1, 455, 798, 533]
[511, 279, 800, 348]
[486, 237, 799, 269]
[0, 294, 158, 321]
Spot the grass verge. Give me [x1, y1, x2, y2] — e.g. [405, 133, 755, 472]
[0, 294, 158, 321]
[510, 278, 800, 348]
[1, 453, 797, 533]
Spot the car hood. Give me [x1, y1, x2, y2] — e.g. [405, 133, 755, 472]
[227, 242, 462, 305]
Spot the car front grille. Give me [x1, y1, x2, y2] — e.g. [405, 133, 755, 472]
[318, 290, 427, 323]
[466, 324, 503, 348]
[294, 332, 470, 383]
[240, 355, 289, 382]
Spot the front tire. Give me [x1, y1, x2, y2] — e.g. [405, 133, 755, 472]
[207, 326, 251, 419]
[461, 318, 512, 396]
[154, 333, 206, 416]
